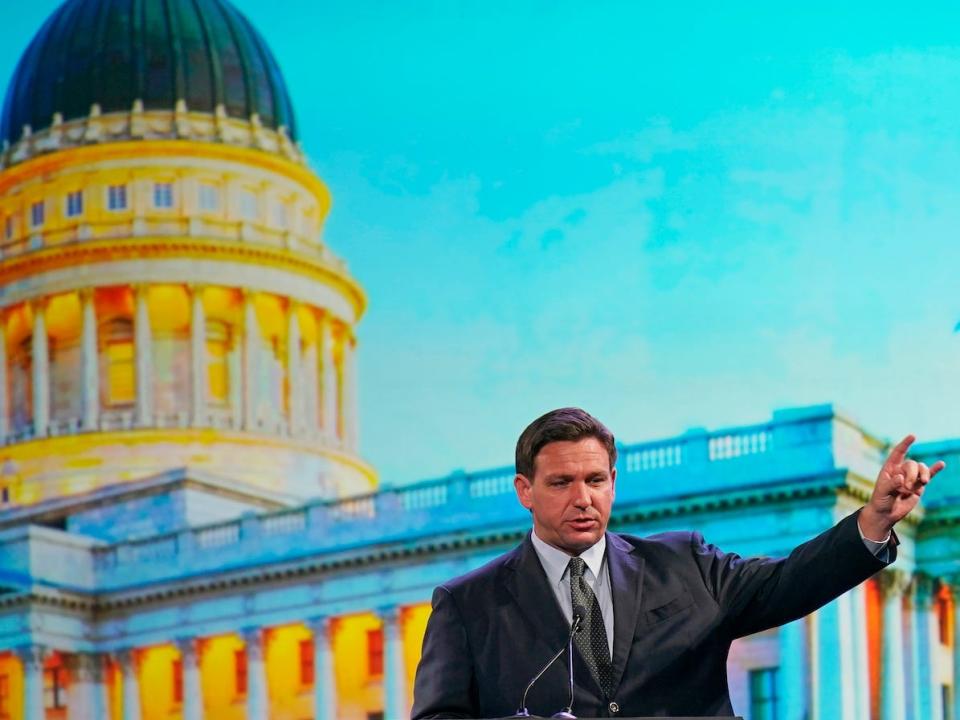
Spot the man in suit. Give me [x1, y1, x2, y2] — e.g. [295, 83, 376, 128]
[411, 408, 944, 719]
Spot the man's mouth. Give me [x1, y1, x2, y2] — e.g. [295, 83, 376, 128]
[569, 518, 596, 530]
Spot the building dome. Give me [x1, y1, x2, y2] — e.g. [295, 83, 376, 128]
[1, 0, 297, 147]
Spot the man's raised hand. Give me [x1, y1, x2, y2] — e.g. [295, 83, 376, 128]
[859, 434, 946, 541]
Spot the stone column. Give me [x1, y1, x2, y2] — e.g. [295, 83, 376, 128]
[30, 299, 49, 438]
[912, 576, 944, 720]
[320, 314, 338, 442]
[242, 291, 259, 431]
[65, 652, 107, 720]
[812, 595, 855, 720]
[286, 301, 302, 435]
[177, 637, 204, 720]
[342, 330, 358, 450]
[380, 606, 406, 720]
[0, 312, 8, 442]
[117, 648, 142, 720]
[190, 285, 207, 427]
[880, 569, 909, 720]
[309, 617, 337, 720]
[303, 335, 319, 436]
[243, 628, 268, 720]
[848, 582, 871, 720]
[16, 645, 45, 720]
[133, 285, 153, 427]
[79, 289, 99, 431]
[778, 617, 807, 720]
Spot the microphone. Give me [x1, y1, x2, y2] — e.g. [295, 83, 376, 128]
[552, 605, 585, 719]
[510, 608, 584, 718]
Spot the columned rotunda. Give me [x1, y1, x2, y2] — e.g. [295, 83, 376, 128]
[0, 0, 371, 504]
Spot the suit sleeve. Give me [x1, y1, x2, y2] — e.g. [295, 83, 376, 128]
[691, 508, 893, 638]
[410, 585, 479, 720]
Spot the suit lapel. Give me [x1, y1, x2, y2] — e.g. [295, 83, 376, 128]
[503, 533, 570, 654]
[607, 532, 645, 691]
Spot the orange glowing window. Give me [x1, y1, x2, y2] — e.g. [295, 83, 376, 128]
[367, 628, 383, 677]
[234, 649, 247, 696]
[43, 667, 64, 710]
[106, 340, 135, 405]
[299, 639, 314, 686]
[172, 659, 183, 704]
[206, 322, 230, 405]
[938, 587, 953, 646]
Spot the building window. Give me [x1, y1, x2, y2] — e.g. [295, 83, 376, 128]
[367, 628, 383, 677]
[234, 649, 247, 696]
[199, 183, 219, 212]
[153, 182, 174, 209]
[937, 588, 952, 645]
[107, 184, 128, 211]
[0, 673, 9, 715]
[238, 189, 257, 221]
[367, 713, 385, 720]
[748, 668, 778, 720]
[0, 487, 9, 505]
[4, 216, 12, 241]
[65, 190, 84, 218]
[299, 639, 314, 686]
[172, 659, 183, 704]
[43, 667, 65, 710]
[30, 201, 44, 228]
[206, 322, 230, 405]
[943, 684, 952, 720]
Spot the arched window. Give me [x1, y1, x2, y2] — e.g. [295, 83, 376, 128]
[100, 318, 134, 407]
[206, 320, 231, 405]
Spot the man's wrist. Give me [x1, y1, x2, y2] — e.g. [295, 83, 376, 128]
[858, 506, 893, 543]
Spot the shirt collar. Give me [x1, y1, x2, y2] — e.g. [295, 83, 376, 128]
[530, 528, 607, 586]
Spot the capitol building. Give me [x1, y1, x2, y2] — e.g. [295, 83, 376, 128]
[0, 1, 955, 719]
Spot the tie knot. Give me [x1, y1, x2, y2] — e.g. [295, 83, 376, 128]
[568, 557, 586, 580]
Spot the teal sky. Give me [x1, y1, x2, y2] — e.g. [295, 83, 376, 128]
[1, 2, 959, 485]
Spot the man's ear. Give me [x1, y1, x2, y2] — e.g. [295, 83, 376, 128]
[514, 473, 533, 510]
[610, 467, 617, 500]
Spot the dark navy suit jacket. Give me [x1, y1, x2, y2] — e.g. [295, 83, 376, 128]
[411, 510, 891, 718]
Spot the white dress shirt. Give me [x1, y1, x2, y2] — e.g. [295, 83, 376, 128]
[530, 529, 614, 659]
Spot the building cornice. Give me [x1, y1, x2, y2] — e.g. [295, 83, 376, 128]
[0, 237, 366, 320]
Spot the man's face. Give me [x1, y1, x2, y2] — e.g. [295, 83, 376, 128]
[514, 436, 616, 556]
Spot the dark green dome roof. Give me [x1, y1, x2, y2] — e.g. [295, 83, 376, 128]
[1, 0, 297, 146]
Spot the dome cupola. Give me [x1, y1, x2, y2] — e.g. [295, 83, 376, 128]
[1, 0, 299, 164]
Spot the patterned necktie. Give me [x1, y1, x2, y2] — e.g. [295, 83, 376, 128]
[568, 557, 614, 697]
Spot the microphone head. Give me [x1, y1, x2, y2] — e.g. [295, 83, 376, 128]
[572, 605, 586, 631]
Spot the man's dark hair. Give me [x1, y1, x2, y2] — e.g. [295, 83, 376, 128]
[515, 407, 617, 479]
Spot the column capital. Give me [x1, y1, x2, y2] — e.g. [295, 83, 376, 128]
[185, 282, 207, 296]
[78, 287, 96, 304]
[307, 615, 336, 638]
[28, 296, 48, 314]
[63, 652, 104, 682]
[14, 645, 46, 671]
[131, 282, 151, 297]
[913, 574, 938, 608]
[175, 637, 203, 664]
[241, 627, 264, 661]
[114, 647, 141, 672]
[376, 604, 402, 625]
[878, 568, 911, 598]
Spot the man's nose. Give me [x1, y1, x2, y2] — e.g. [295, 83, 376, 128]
[571, 481, 592, 508]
